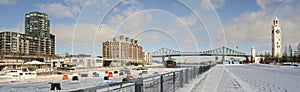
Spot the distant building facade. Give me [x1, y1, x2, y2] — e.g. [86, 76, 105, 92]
[51, 54, 103, 68]
[143, 52, 152, 65]
[0, 11, 55, 57]
[0, 32, 30, 55]
[69, 54, 103, 68]
[102, 35, 143, 66]
[251, 46, 258, 63]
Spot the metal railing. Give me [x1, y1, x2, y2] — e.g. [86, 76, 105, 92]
[70, 64, 215, 92]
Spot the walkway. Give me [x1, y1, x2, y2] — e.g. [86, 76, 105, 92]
[178, 64, 300, 92]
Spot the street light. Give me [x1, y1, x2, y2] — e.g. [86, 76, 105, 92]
[294, 51, 298, 66]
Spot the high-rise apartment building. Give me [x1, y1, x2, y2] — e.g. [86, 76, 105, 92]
[24, 11, 55, 55]
[0, 32, 29, 55]
[25, 11, 50, 38]
[0, 11, 55, 56]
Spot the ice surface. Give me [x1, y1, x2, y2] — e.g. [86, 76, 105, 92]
[1, 64, 299, 92]
[0, 67, 183, 92]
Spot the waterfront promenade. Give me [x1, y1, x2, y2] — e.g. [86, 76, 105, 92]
[178, 64, 300, 92]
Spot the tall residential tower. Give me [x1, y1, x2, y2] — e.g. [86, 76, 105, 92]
[24, 12, 55, 55]
[0, 11, 55, 57]
[25, 11, 50, 38]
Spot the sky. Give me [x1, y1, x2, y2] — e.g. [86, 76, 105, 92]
[0, 0, 300, 61]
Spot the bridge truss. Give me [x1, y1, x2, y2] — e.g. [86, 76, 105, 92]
[151, 46, 249, 57]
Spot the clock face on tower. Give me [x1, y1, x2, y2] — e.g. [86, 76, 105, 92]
[276, 29, 280, 34]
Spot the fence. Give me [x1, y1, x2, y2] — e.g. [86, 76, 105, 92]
[70, 64, 215, 92]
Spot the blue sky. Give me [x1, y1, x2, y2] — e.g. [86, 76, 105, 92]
[0, 0, 300, 61]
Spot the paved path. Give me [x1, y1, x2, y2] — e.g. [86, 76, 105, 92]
[189, 65, 256, 92]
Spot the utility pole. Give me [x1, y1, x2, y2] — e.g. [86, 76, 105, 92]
[298, 52, 300, 65]
[294, 54, 296, 65]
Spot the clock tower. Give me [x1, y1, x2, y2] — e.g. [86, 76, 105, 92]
[272, 16, 282, 58]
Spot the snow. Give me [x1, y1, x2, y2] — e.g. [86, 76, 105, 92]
[24, 60, 46, 64]
[1, 64, 300, 92]
[178, 64, 300, 92]
[0, 67, 184, 92]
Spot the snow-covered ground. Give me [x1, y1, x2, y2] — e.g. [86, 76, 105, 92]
[0, 67, 183, 92]
[2, 64, 299, 92]
[178, 64, 300, 92]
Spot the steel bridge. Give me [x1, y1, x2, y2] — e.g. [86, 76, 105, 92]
[151, 46, 250, 62]
[152, 46, 249, 57]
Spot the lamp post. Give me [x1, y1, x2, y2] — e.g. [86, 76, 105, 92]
[290, 48, 293, 63]
[297, 51, 300, 65]
[293, 54, 296, 66]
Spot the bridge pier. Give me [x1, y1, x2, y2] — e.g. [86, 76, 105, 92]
[162, 56, 165, 64]
[222, 55, 225, 62]
[245, 56, 250, 64]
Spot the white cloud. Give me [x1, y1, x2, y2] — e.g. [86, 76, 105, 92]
[51, 23, 117, 55]
[96, 24, 116, 42]
[49, 0, 224, 51]
[71, 5, 81, 14]
[65, 0, 87, 6]
[256, 0, 292, 10]
[113, 7, 119, 12]
[39, 3, 74, 19]
[88, 0, 116, 9]
[122, 6, 142, 17]
[122, 12, 149, 31]
[137, 31, 167, 42]
[38, 0, 88, 19]
[0, 24, 24, 33]
[178, 34, 196, 44]
[211, 0, 225, 9]
[109, 14, 124, 26]
[52, 23, 115, 44]
[120, 0, 137, 5]
[177, 15, 198, 27]
[64, 0, 87, 13]
[106, 1, 143, 27]
[0, 0, 16, 6]
[46, 0, 146, 46]
[146, 13, 152, 22]
[225, 11, 269, 42]
[200, 0, 225, 10]
[106, 3, 154, 35]
[224, 0, 300, 45]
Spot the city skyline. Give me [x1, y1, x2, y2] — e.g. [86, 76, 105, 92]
[0, 0, 299, 58]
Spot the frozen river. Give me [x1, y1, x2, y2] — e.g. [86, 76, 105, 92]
[2, 64, 300, 92]
[0, 67, 183, 92]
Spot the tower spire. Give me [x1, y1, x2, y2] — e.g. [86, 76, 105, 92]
[275, 16, 278, 20]
[273, 16, 279, 26]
